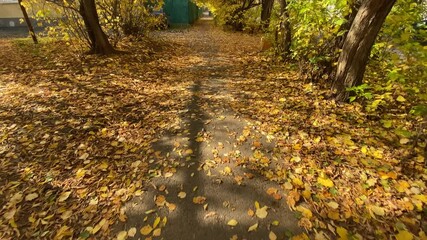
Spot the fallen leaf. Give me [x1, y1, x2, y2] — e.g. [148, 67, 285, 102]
[227, 219, 238, 226]
[193, 196, 206, 204]
[317, 177, 334, 188]
[127, 227, 136, 237]
[296, 206, 312, 218]
[371, 205, 385, 216]
[153, 217, 161, 229]
[396, 96, 406, 102]
[185, 149, 193, 155]
[327, 201, 339, 209]
[155, 195, 166, 207]
[116, 231, 127, 240]
[152, 228, 161, 237]
[256, 206, 268, 219]
[58, 191, 71, 202]
[269, 231, 277, 240]
[92, 219, 107, 234]
[60, 210, 72, 220]
[140, 225, 153, 236]
[4, 208, 16, 220]
[395, 230, 413, 240]
[266, 187, 278, 195]
[336, 227, 348, 240]
[25, 193, 39, 201]
[178, 192, 187, 199]
[248, 223, 258, 232]
[167, 202, 176, 212]
[248, 208, 255, 217]
[164, 172, 174, 178]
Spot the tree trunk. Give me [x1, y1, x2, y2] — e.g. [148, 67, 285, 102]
[18, 0, 38, 44]
[275, 0, 291, 58]
[261, 0, 274, 30]
[336, 0, 362, 50]
[79, 0, 115, 54]
[333, 0, 396, 101]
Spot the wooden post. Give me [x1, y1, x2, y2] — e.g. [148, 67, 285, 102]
[17, 0, 38, 44]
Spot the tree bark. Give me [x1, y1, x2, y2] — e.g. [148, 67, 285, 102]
[261, 0, 274, 30]
[18, 0, 38, 44]
[275, 0, 291, 58]
[333, 0, 396, 101]
[79, 0, 115, 54]
[336, 0, 362, 50]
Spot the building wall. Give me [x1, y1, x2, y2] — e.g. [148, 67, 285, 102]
[0, 3, 22, 18]
[0, 3, 26, 27]
[164, 0, 189, 25]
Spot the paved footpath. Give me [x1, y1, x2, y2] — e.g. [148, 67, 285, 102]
[114, 19, 303, 240]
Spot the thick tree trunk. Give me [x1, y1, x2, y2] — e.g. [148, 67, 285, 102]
[18, 0, 38, 44]
[79, 0, 115, 54]
[333, 0, 396, 101]
[275, 0, 291, 58]
[261, 0, 274, 30]
[336, 1, 362, 50]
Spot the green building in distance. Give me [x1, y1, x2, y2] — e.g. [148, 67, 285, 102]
[163, 0, 200, 26]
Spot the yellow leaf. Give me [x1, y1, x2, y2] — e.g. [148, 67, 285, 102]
[92, 219, 107, 234]
[396, 96, 406, 102]
[178, 192, 186, 199]
[255, 206, 268, 219]
[361, 146, 368, 154]
[296, 206, 312, 218]
[292, 178, 304, 186]
[25, 193, 39, 201]
[76, 168, 86, 178]
[98, 162, 109, 171]
[152, 228, 161, 237]
[254, 201, 260, 209]
[185, 149, 193, 155]
[395, 230, 413, 240]
[269, 231, 277, 240]
[155, 195, 166, 207]
[248, 208, 255, 217]
[60, 210, 72, 220]
[271, 220, 279, 226]
[164, 172, 174, 178]
[161, 216, 168, 227]
[248, 223, 258, 232]
[413, 194, 427, 203]
[400, 138, 410, 144]
[193, 196, 206, 204]
[223, 166, 232, 174]
[153, 217, 161, 229]
[227, 219, 238, 226]
[266, 187, 278, 195]
[58, 191, 71, 202]
[54, 225, 73, 240]
[167, 202, 176, 212]
[395, 180, 410, 193]
[140, 225, 152, 235]
[371, 205, 385, 216]
[336, 227, 348, 240]
[327, 210, 340, 220]
[327, 201, 339, 209]
[317, 177, 334, 188]
[127, 227, 136, 237]
[4, 208, 16, 220]
[117, 231, 127, 240]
